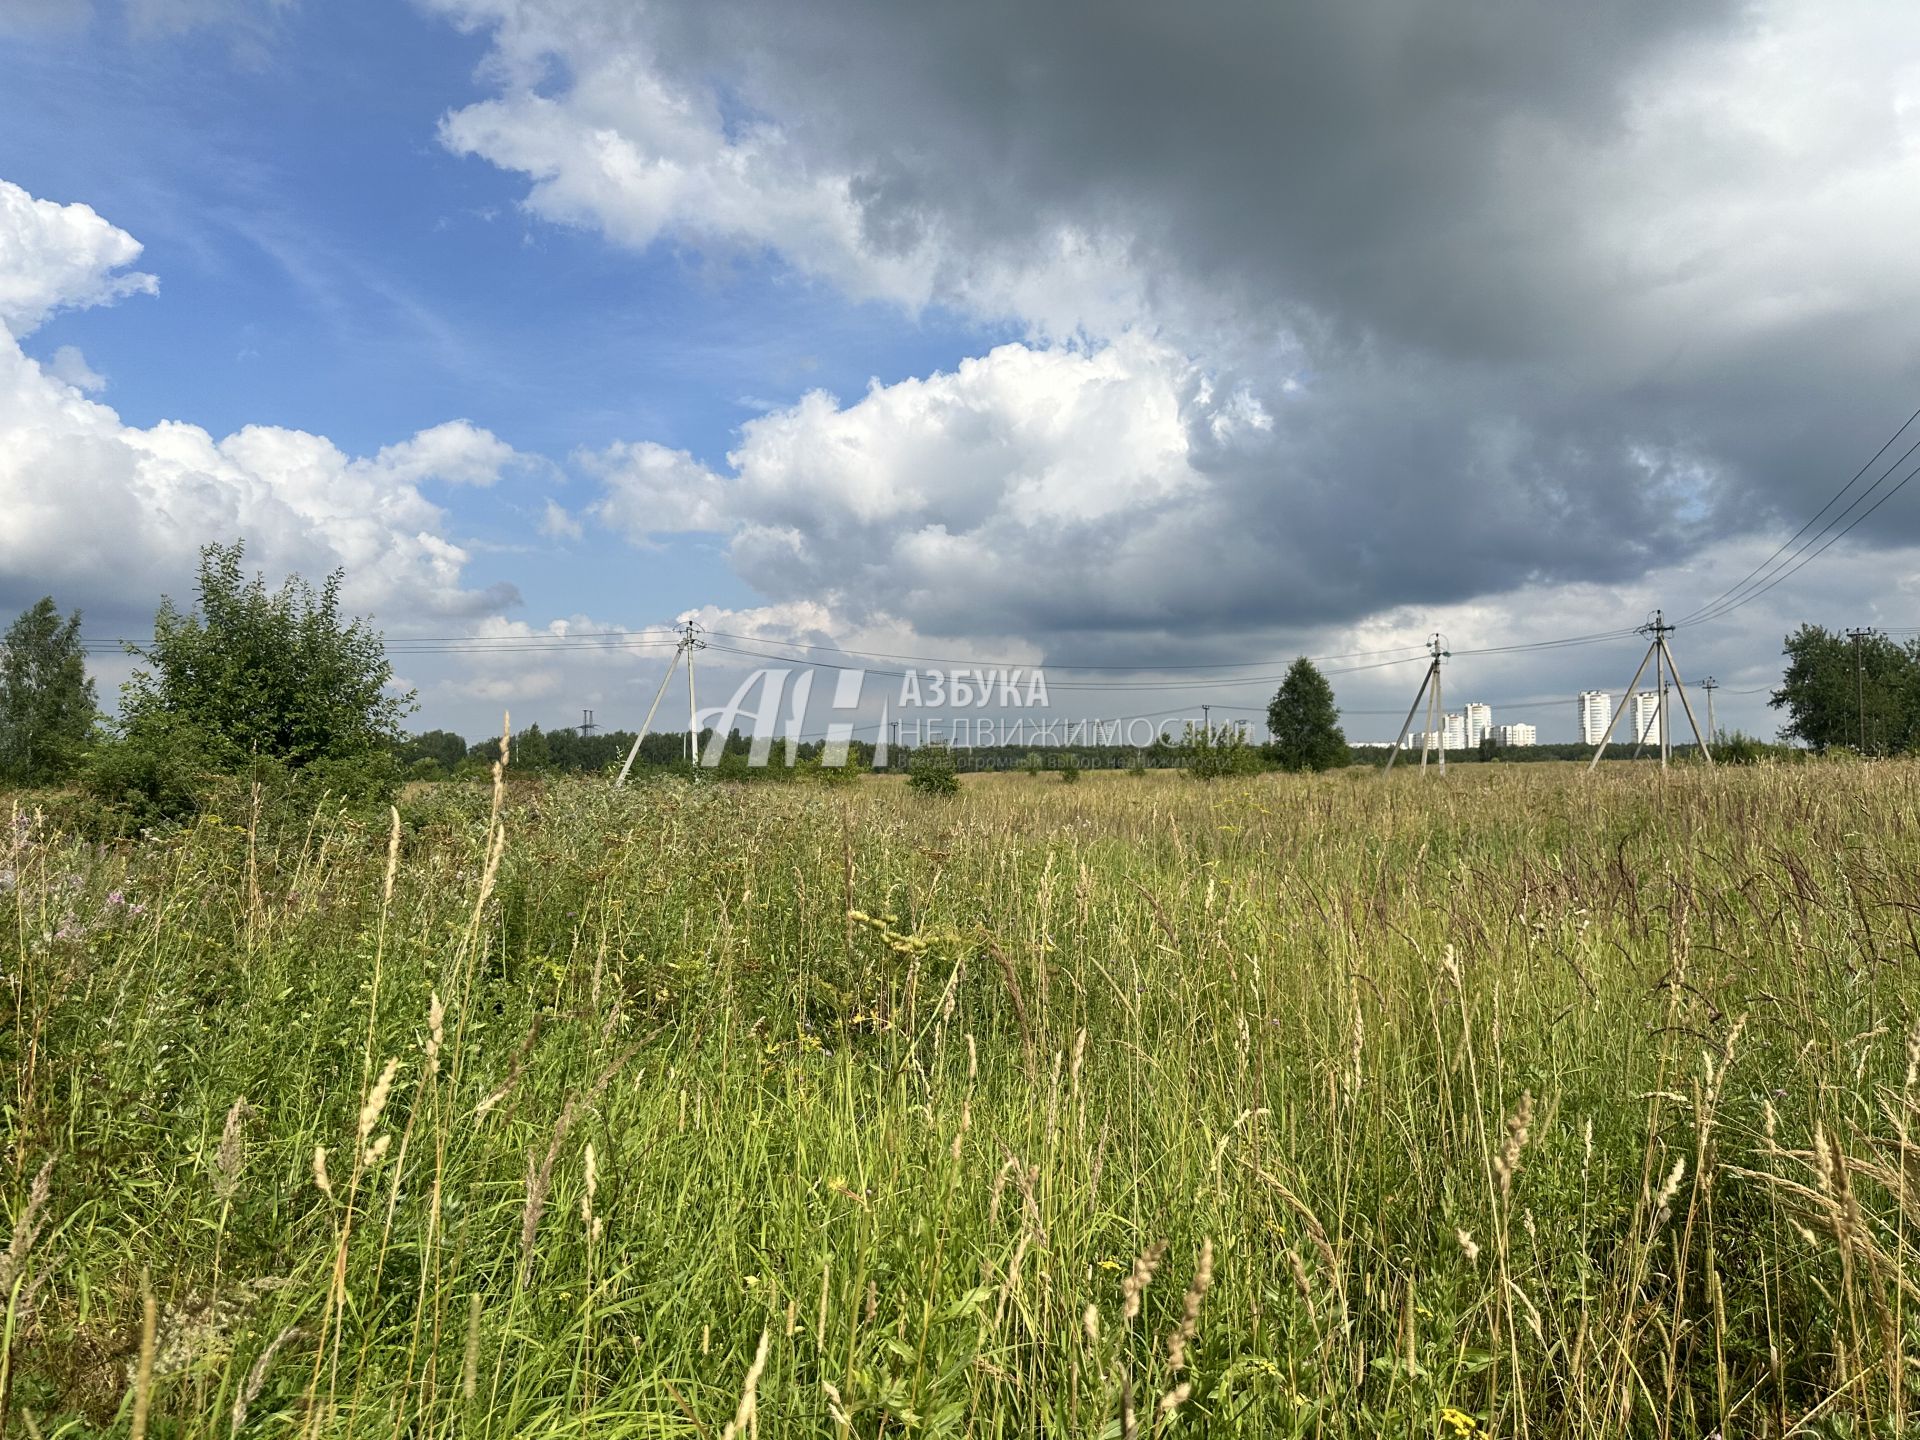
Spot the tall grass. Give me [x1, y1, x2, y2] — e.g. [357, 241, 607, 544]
[2, 761, 1918, 1435]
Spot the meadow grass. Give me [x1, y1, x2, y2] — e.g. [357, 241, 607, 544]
[3, 760, 1919, 1436]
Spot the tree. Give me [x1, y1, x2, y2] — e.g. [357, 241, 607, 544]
[400, 729, 469, 771]
[1771, 624, 1920, 754]
[0, 597, 97, 784]
[101, 542, 413, 813]
[1266, 657, 1349, 772]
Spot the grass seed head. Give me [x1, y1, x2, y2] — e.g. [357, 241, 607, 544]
[1494, 1091, 1534, 1199]
[719, 1328, 771, 1440]
[356, 1058, 401, 1154]
[1121, 1240, 1168, 1324]
[229, 1324, 299, 1437]
[1652, 1156, 1688, 1226]
[1165, 1237, 1214, 1374]
[213, 1097, 252, 1202]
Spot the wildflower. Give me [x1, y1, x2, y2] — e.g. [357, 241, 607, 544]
[1441, 1405, 1483, 1436]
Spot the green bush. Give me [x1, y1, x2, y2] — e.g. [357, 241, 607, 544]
[1185, 724, 1263, 780]
[85, 541, 410, 827]
[906, 742, 961, 796]
[1715, 730, 1782, 766]
[801, 749, 869, 786]
[81, 712, 224, 829]
[1059, 754, 1082, 784]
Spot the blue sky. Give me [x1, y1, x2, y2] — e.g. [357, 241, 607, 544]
[0, 0, 1002, 633]
[4, 0, 1919, 744]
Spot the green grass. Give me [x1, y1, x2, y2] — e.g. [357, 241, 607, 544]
[3, 761, 1918, 1436]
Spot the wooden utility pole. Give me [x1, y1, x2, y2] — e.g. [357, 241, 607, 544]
[1385, 634, 1448, 773]
[1845, 628, 1874, 753]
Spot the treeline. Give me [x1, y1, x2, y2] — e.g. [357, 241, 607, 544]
[1348, 741, 1724, 766]
[7, 537, 1905, 836]
[397, 725, 883, 779]
[399, 728, 1190, 778]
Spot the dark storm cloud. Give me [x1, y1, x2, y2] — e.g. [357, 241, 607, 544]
[437, 0, 1920, 645]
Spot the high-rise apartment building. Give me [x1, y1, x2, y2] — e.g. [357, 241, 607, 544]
[1462, 702, 1493, 747]
[1577, 691, 1612, 745]
[1631, 691, 1663, 746]
[1495, 722, 1537, 747]
[1442, 711, 1467, 751]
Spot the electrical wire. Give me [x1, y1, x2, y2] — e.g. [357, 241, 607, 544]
[1677, 404, 1920, 627]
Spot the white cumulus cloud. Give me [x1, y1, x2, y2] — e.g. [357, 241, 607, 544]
[0, 179, 157, 338]
[0, 177, 524, 629]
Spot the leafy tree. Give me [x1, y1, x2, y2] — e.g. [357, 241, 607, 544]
[515, 723, 554, 771]
[97, 542, 412, 817]
[0, 597, 97, 785]
[906, 742, 961, 796]
[400, 729, 469, 771]
[1770, 624, 1920, 754]
[1266, 658, 1349, 771]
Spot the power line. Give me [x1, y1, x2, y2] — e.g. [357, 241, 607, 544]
[699, 629, 1432, 672]
[1684, 454, 1920, 627]
[1677, 403, 1920, 627]
[698, 638, 1426, 691]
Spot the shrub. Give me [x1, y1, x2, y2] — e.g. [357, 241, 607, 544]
[802, 749, 869, 786]
[1715, 730, 1784, 766]
[1059, 754, 1082, 784]
[906, 743, 961, 796]
[1184, 724, 1263, 781]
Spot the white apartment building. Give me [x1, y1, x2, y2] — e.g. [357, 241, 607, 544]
[1631, 691, 1663, 746]
[1577, 690, 1612, 745]
[1442, 711, 1467, 751]
[1462, 702, 1493, 747]
[1495, 722, 1538, 747]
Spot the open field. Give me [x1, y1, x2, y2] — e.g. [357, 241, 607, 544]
[4, 762, 1920, 1437]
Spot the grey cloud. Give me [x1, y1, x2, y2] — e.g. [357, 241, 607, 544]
[443, 0, 1920, 648]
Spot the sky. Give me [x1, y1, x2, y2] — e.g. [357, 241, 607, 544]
[4, 0, 1920, 746]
